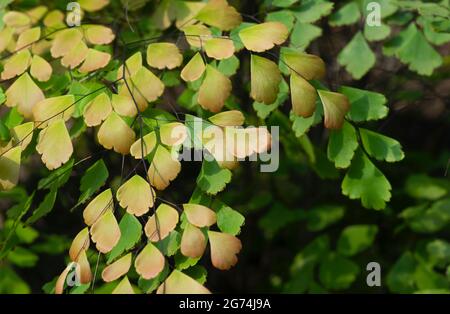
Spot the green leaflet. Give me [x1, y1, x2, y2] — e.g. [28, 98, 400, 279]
[26, 189, 57, 224]
[383, 23, 442, 75]
[364, 23, 391, 42]
[285, 235, 330, 293]
[290, 22, 322, 50]
[337, 225, 378, 256]
[427, 239, 450, 265]
[174, 252, 200, 270]
[156, 230, 181, 257]
[422, 19, 450, 45]
[290, 101, 323, 138]
[340, 86, 388, 122]
[306, 205, 345, 232]
[266, 10, 295, 32]
[216, 205, 245, 236]
[338, 32, 376, 79]
[272, 0, 299, 8]
[7, 246, 38, 267]
[329, 2, 361, 27]
[0, 193, 35, 259]
[387, 252, 417, 293]
[258, 204, 306, 238]
[0, 87, 5, 105]
[405, 174, 449, 200]
[359, 128, 404, 162]
[327, 121, 359, 169]
[196, 159, 232, 195]
[293, 0, 334, 23]
[184, 265, 208, 284]
[0, 266, 30, 294]
[341, 149, 391, 210]
[401, 199, 450, 233]
[78, 159, 109, 204]
[107, 213, 142, 263]
[319, 253, 360, 291]
[362, 0, 398, 18]
[217, 55, 240, 77]
[37, 158, 74, 190]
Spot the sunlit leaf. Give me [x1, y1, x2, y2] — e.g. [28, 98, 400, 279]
[69, 227, 90, 261]
[111, 276, 134, 294]
[135, 242, 165, 279]
[0, 146, 21, 190]
[76, 250, 92, 284]
[156, 269, 210, 294]
[290, 72, 317, 118]
[50, 28, 83, 58]
[117, 51, 143, 80]
[0, 27, 13, 53]
[97, 111, 136, 154]
[204, 38, 235, 60]
[83, 189, 113, 226]
[117, 175, 155, 216]
[79, 49, 111, 73]
[83, 93, 112, 127]
[195, 0, 242, 31]
[148, 145, 181, 190]
[33, 95, 75, 128]
[84, 25, 115, 45]
[36, 120, 73, 170]
[54, 263, 73, 294]
[198, 65, 231, 112]
[317, 90, 350, 129]
[250, 55, 281, 104]
[1, 49, 31, 80]
[181, 222, 206, 258]
[181, 52, 205, 82]
[160, 122, 188, 146]
[111, 94, 137, 117]
[239, 22, 288, 52]
[146, 43, 183, 70]
[145, 204, 179, 242]
[90, 210, 121, 253]
[61, 41, 89, 69]
[3, 11, 31, 29]
[102, 253, 131, 282]
[130, 131, 157, 159]
[5, 72, 44, 119]
[281, 48, 325, 80]
[183, 203, 217, 227]
[182, 24, 212, 48]
[208, 110, 244, 127]
[16, 29, 39, 52]
[30, 55, 52, 82]
[208, 231, 242, 270]
[11, 122, 34, 150]
[130, 67, 165, 103]
[78, 0, 109, 12]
